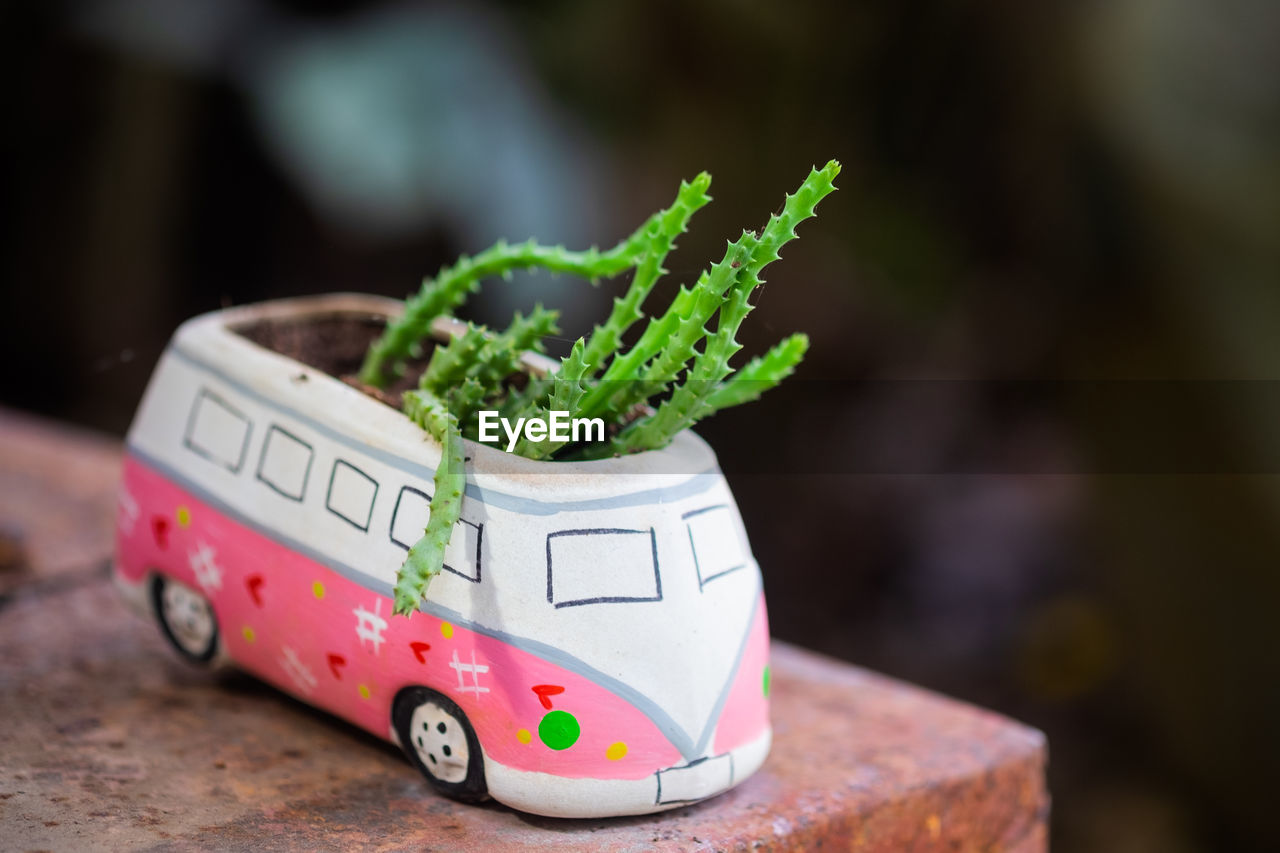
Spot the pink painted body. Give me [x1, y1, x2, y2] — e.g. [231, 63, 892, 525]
[119, 456, 777, 778]
[112, 295, 772, 816]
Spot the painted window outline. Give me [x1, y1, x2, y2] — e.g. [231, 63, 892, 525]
[683, 504, 747, 589]
[388, 486, 484, 583]
[254, 424, 314, 502]
[656, 752, 735, 806]
[545, 527, 662, 609]
[325, 459, 378, 532]
[182, 386, 251, 474]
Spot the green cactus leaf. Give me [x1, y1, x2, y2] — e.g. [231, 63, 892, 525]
[378, 161, 838, 612]
[514, 339, 594, 459]
[394, 389, 467, 617]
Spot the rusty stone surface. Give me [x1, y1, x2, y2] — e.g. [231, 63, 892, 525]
[0, 410, 1049, 851]
[0, 409, 122, 595]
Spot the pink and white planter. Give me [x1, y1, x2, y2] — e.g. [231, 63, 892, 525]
[114, 294, 771, 818]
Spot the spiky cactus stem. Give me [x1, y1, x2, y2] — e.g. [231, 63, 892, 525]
[582, 161, 840, 457]
[513, 339, 593, 459]
[418, 325, 487, 391]
[464, 306, 560, 390]
[394, 389, 467, 616]
[359, 234, 653, 387]
[576, 239, 752, 422]
[579, 174, 713, 373]
[703, 332, 809, 412]
[377, 160, 838, 615]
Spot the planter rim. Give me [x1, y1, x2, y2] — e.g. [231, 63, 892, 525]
[176, 293, 719, 485]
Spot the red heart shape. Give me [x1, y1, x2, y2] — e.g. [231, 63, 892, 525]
[327, 653, 346, 680]
[245, 574, 265, 607]
[151, 516, 170, 550]
[409, 641, 431, 663]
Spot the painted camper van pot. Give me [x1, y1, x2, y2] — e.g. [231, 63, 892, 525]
[114, 294, 773, 818]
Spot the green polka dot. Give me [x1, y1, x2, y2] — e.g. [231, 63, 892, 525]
[538, 710, 581, 750]
[763, 665, 771, 697]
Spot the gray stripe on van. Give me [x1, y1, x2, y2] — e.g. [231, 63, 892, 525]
[126, 444, 759, 761]
[167, 344, 721, 515]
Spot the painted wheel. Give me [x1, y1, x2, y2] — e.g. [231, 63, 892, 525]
[150, 574, 219, 664]
[393, 687, 487, 802]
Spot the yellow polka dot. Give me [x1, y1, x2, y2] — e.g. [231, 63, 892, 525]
[358, 684, 371, 700]
[516, 728, 532, 744]
[606, 742, 627, 761]
[241, 626, 256, 643]
[440, 622, 454, 639]
[312, 581, 325, 599]
[176, 506, 191, 527]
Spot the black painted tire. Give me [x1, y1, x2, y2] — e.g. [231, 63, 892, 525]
[150, 574, 220, 664]
[393, 687, 488, 802]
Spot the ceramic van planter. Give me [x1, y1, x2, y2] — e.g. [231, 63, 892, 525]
[113, 294, 771, 819]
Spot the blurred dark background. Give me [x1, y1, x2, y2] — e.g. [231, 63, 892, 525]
[4, 1, 1279, 849]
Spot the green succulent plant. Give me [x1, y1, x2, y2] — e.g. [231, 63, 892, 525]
[357, 160, 841, 616]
